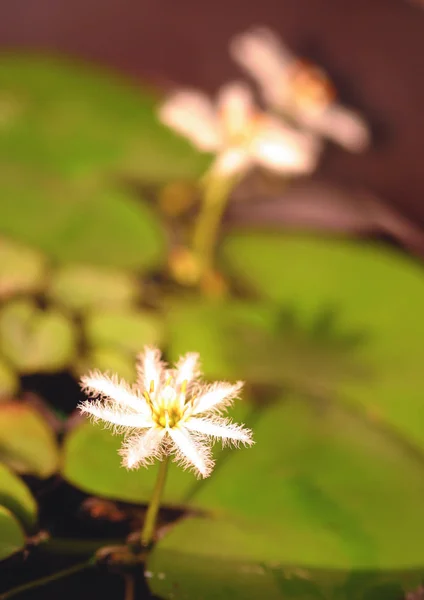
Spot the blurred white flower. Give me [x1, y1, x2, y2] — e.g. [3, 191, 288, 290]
[79, 347, 253, 478]
[230, 27, 371, 152]
[159, 81, 320, 177]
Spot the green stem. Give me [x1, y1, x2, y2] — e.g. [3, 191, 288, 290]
[0, 560, 94, 599]
[140, 456, 170, 549]
[192, 173, 236, 279]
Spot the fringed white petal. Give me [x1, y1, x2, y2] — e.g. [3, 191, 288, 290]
[252, 117, 321, 174]
[193, 381, 244, 415]
[81, 371, 148, 414]
[185, 417, 254, 446]
[136, 347, 164, 398]
[120, 428, 166, 469]
[158, 89, 221, 151]
[168, 426, 213, 478]
[301, 104, 371, 152]
[79, 400, 153, 431]
[230, 27, 293, 107]
[175, 352, 200, 388]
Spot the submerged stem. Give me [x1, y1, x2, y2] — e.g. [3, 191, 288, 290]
[140, 456, 170, 549]
[0, 560, 94, 599]
[192, 172, 237, 280]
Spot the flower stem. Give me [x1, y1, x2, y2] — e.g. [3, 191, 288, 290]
[0, 560, 94, 599]
[140, 456, 170, 549]
[192, 173, 236, 280]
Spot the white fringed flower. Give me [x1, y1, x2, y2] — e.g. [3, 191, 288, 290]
[79, 347, 253, 478]
[230, 27, 370, 152]
[159, 81, 320, 177]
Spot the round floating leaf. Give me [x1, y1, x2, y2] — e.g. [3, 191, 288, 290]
[0, 463, 37, 530]
[148, 393, 424, 598]
[85, 309, 163, 356]
[49, 264, 140, 313]
[0, 506, 25, 561]
[62, 419, 196, 504]
[0, 236, 47, 300]
[0, 168, 166, 270]
[0, 299, 77, 373]
[0, 55, 209, 181]
[156, 234, 424, 595]
[0, 359, 18, 400]
[148, 517, 332, 600]
[221, 233, 424, 455]
[62, 397, 249, 505]
[166, 299, 276, 379]
[0, 402, 59, 478]
[166, 296, 372, 398]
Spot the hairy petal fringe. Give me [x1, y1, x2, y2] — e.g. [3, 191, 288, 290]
[120, 428, 166, 469]
[79, 400, 153, 433]
[193, 381, 244, 414]
[185, 416, 254, 446]
[168, 426, 214, 478]
[81, 371, 147, 414]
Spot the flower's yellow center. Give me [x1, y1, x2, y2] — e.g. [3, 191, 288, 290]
[145, 379, 190, 429]
[288, 60, 336, 114]
[219, 105, 263, 148]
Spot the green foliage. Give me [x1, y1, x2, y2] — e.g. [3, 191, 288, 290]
[0, 402, 59, 477]
[62, 401, 250, 504]
[145, 234, 424, 597]
[62, 419, 195, 504]
[75, 347, 137, 383]
[0, 463, 37, 531]
[147, 393, 424, 599]
[0, 55, 209, 181]
[48, 264, 140, 313]
[1, 53, 424, 599]
[0, 359, 18, 399]
[0, 299, 77, 373]
[84, 309, 164, 356]
[221, 233, 424, 454]
[0, 236, 47, 300]
[0, 506, 25, 561]
[0, 169, 166, 270]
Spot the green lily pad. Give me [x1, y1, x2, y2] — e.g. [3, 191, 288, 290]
[0, 55, 209, 182]
[148, 520, 328, 600]
[0, 463, 37, 531]
[48, 264, 140, 313]
[148, 393, 424, 597]
[0, 402, 59, 477]
[0, 299, 76, 373]
[0, 167, 166, 270]
[62, 400, 249, 505]
[220, 233, 424, 455]
[0, 505, 25, 561]
[0, 236, 47, 300]
[166, 299, 276, 380]
[0, 359, 18, 400]
[150, 234, 424, 597]
[84, 309, 163, 357]
[62, 419, 196, 504]
[166, 298, 372, 399]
